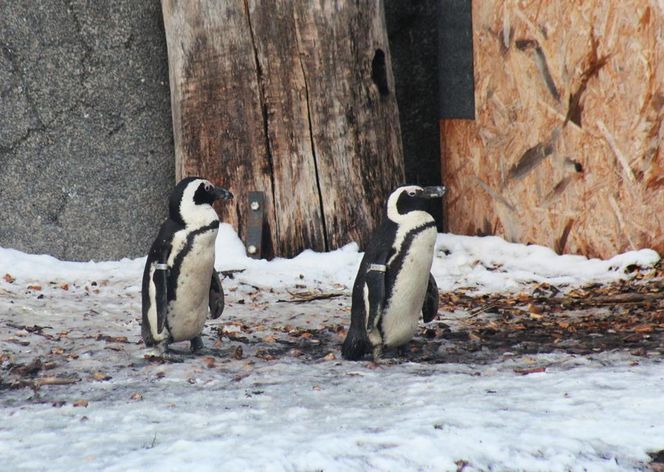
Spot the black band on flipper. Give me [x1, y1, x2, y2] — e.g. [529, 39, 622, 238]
[368, 263, 386, 272]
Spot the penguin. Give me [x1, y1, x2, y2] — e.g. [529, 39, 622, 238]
[141, 176, 233, 355]
[341, 185, 446, 361]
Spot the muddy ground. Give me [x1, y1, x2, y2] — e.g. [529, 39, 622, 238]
[2, 269, 663, 395]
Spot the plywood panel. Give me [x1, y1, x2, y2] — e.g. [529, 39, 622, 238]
[442, 1, 664, 258]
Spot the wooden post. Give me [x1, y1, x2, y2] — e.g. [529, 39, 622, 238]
[161, 0, 404, 258]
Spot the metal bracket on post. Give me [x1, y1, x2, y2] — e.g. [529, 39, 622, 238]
[246, 191, 265, 259]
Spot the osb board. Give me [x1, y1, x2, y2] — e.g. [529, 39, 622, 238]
[442, 1, 664, 258]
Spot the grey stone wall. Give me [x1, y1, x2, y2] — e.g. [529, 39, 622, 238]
[0, 1, 174, 261]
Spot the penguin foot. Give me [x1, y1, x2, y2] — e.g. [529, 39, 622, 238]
[367, 357, 399, 368]
[143, 347, 186, 363]
[144, 340, 169, 357]
[190, 336, 204, 353]
[396, 345, 409, 357]
[144, 353, 184, 363]
[371, 345, 383, 363]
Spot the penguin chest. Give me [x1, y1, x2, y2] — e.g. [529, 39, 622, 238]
[167, 229, 217, 342]
[381, 227, 436, 347]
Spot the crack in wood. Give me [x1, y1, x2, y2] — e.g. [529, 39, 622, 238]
[242, 0, 277, 220]
[291, 14, 330, 253]
[297, 53, 329, 252]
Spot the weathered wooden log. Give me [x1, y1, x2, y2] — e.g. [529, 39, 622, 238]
[161, 0, 404, 258]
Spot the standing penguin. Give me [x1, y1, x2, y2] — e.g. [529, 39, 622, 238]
[141, 177, 233, 354]
[341, 185, 446, 361]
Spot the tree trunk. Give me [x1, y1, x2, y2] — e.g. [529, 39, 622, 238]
[162, 0, 404, 258]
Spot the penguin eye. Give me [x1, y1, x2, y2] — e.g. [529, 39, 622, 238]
[204, 183, 213, 192]
[407, 190, 417, 197]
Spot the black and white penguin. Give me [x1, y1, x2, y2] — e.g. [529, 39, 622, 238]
[141, 177, 233, 354]
[341, 185, 446, 361]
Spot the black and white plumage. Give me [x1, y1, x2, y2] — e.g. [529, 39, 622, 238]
[141, 177, 233, 354]
[341, 185, 446, 361]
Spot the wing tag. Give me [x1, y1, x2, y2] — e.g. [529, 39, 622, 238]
[368, 263, 386, 273]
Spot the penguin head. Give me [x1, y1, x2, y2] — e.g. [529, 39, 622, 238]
[386, 185, 446, 222]
[169, 177, 234, 227]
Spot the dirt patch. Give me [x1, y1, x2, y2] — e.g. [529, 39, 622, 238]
[2, 275, 664, 393]
[416, 276, 664, 363]
[160, 276, 664, 365]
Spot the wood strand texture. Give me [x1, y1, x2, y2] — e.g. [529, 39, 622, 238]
[442, 1, 664, 258]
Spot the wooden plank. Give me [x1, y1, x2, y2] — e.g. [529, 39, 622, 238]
[441, 1, 664, 258]
[284, 0, 404, 250]
[162, 0, 403, 257]
[161, 0, 281, 255]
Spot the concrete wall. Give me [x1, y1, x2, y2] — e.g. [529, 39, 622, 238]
[0, 1, 174, 261]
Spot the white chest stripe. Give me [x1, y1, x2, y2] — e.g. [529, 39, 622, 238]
[381, 226, 437, 347]
[166, 228, 218, 342]
[388, 216, 436, 266]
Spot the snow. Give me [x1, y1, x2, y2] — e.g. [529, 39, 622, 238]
[2, 356, 664, 471]
[1, 223, 658, 294]
[1, 226, 663, 471]
[432, 233, 660, 294]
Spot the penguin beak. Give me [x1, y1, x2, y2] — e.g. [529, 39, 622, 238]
[213, 186, 233, 201]
[422, 186, 446, 198]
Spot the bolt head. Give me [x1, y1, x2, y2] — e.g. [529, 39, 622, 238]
[250, 201, 260, 211]
[247, 245, 257, 255]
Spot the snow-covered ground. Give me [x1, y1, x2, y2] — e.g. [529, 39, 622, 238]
[1, 226, 663, 471]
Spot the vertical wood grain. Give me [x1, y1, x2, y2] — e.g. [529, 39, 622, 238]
[162, 0, 404, 258]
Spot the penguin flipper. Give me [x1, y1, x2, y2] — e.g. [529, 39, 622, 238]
[342, 260, 386, 361]
[153, 248, 170, 334]
[365, 264, 386, 333]
[421, 273, 439, 323]
[209, 270, 225, 319]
